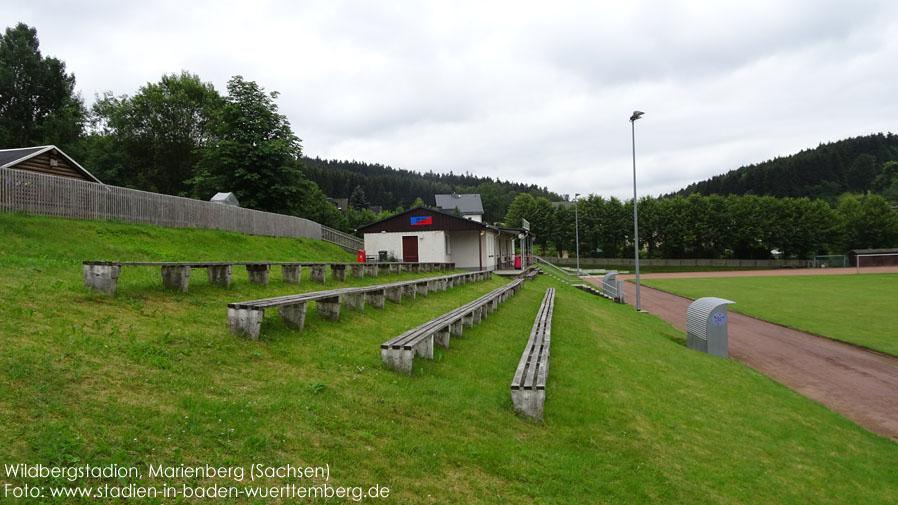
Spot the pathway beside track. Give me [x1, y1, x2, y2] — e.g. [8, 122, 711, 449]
[584, 272, 898, 441]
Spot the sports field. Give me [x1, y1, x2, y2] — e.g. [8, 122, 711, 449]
[641, 273, 898, 356]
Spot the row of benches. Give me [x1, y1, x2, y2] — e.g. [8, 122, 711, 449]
[511, 288, 555, 420]
[379, 281, 556, 421]
[380, 279, 525, 374]
[228, 271, 492, 340]
[83, 260, 456, 296]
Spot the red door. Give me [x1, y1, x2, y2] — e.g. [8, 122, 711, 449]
[402, 236, 419, 262]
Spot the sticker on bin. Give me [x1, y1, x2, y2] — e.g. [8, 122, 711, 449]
[712, 312, 726, 326]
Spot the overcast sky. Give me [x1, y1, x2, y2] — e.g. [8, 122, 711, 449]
[7, 0, 898, 199]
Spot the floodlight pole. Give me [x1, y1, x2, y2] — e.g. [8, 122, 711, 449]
[574, 193, 581, 277]
[630, 111, 644, 312]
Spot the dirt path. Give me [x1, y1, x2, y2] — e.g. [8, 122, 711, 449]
[584, 274, 898, 441]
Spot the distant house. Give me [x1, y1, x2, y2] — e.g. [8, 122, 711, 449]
[327, 197, 350, 214]
[0, 145, 102, 183]
[357, 206, 533, 271]
[435, 193, 484, 222]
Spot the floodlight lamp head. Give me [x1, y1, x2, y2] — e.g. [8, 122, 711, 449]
[630, 111, 645, 122]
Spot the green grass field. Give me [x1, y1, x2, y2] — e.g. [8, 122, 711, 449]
[2, 213, 898, 504]
[641, 274, 898, 356]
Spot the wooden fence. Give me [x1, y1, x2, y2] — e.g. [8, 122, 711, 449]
[0, 168, 364, 252]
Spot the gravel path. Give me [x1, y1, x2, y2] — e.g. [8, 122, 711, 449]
[584, 269, 898, 441]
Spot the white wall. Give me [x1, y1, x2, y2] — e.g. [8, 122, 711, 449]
[363, 231, 449, 262]
[447, 230, 499, 270]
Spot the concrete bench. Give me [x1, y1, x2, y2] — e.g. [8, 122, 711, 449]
[381, 278, 524, 374]
[511, 288, 555, 420]
[83, 260, 456, 295]
[228, 271, 491, 340]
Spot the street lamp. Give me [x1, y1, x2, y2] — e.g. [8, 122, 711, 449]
[574, 193, 581, 277]
[630, 110, 644, 312]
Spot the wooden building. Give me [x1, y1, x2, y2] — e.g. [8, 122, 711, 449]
[0, 145, 102, 183]
[358, 206, 533, 271]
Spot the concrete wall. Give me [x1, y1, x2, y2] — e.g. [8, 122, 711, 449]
[363, 231, 449, 262]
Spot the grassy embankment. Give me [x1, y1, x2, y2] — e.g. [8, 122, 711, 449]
[1, 213, 897, 504]
[642, 274, 898, 356]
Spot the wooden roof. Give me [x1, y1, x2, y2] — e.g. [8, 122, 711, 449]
[0, 145, 102, 183]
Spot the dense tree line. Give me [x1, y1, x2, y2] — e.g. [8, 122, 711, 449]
[4, 22, 898, 255]
[675, 134, 898, 204]
[507, 192, 898, 260]
[302, 157, 563, 223]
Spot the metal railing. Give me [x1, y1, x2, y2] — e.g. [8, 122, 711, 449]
[534, 255, 578, 284]
[0, 167, 363, 252]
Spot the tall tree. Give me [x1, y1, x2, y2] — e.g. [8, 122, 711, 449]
[191, 76, 305, 214]
[0, 23, 85, 149]
[90, 71, 222, 193]
[348, 184, 369, 211]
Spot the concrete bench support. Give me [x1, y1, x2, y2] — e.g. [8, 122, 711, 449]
[331, 264, 347, 281]
[208, 265, 232, 288]
[511, 389, 546, 421]
[450, 320, 464, 337]
[385, 286, 403, 304]
[390, 264, 400, 274]
[365, 264, 378, 277]
[435, 327, 451, 348]
[351, 264, 365, 279]
[402, 284, 417, 300]
[368, 290, 386, 309]
[416, 282, 429, 296]
[427, 280, 438, 293]
[228, 307, 265, 340]
[161, 265, 191, 292]
[463, 312, 474, 328]
[246, 264, 270, 287]
[84, 264, 121, 296]
[472, 306, 483, 324]
[379, 264, 391, 276]
[309, 265, 327, 284]
[381, 335, 433, 375]
[345, 292, 366, 311]
[282, 265, 302, 284]
[316, 296, 342, 321]
[277, 302, 307, 330]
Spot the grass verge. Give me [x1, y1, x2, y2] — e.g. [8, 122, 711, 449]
[641, 274, 898, 356]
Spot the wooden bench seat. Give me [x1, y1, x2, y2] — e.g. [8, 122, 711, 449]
[381, 278, 525, 374]
[227, 271, 491, 340]
[82, 260, 456, 295]
[511, 288, 556, 420]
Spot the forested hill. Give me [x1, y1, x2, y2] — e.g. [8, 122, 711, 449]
[301, 157, 564, 223]
[674, 133, 898, 203]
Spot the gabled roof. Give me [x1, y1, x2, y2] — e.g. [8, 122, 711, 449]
[357, 206, 493, 233]
[0, 145, 103, 183]
[435, 193, 483, 215]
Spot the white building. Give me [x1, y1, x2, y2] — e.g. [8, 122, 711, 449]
[358, 207, 533, 271]
[434, 193, 484, 222]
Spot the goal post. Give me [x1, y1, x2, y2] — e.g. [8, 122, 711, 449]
[813, 254, 847, 268]
[855, 253, 898, 274]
